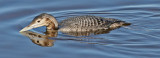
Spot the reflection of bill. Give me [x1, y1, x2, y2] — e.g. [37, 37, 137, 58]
[20, 30, 58, 47]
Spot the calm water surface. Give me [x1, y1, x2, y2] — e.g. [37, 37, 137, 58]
[0, 0, 160, 58]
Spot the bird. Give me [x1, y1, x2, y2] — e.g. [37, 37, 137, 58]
[19, 13, 130, 33]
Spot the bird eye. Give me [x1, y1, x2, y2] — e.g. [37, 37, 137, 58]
[37, 21, 40, 23]
[37, 40, 39, 43]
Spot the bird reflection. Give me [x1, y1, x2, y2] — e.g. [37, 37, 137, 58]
[20, 30, 58, 47]
[20, 25, 130, 47]
[60, 24, 130, 36]
[61, 29, 113, 36]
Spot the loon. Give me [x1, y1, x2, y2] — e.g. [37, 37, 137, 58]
[20, 13, 130, 32]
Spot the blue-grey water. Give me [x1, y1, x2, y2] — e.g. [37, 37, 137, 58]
[1, 0, 160, 58]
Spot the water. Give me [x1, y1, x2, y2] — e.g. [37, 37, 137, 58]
[1, 0, 160, 58]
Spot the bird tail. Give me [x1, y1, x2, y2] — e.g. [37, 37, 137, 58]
[109, 21, 131, 29]
[122, 22, 131, 26]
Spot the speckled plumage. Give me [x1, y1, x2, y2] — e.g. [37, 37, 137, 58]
[59, 15, 127, 32]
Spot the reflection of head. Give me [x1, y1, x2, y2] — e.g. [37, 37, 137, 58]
[20, 31, 57, 47]
[30, 38, 54, 47]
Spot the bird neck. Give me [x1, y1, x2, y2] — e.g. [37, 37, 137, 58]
[45, 17, 58, 30]
[46, 21, 57, 30]
[48, 16, 58, 30]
